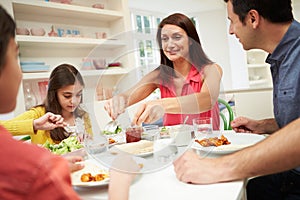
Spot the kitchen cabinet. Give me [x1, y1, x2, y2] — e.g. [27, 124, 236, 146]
[3, 0, 133, 116]
[225, 87, 274, 120]
[246, 49, 273, 88]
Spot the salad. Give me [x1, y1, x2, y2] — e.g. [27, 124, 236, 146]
[43, 136, 83, 155]
[102, 126, 122, 135]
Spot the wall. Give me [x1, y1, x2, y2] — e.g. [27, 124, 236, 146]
[194, 9, 232, 91]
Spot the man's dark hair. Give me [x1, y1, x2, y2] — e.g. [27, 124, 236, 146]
[224, 0, 293, 24]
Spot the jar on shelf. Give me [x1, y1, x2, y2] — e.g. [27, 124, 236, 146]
[24, 83, 37, 110]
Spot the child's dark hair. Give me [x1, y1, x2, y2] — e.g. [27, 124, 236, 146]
[0, 6, 16, 73]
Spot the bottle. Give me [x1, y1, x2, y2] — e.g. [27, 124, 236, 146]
[24, 83, 37, 110]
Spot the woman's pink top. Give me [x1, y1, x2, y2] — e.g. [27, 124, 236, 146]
[159, 66, 220, 130]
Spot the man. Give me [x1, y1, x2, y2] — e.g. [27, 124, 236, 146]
[0, 5, 83, 199]
[174, 0, 300, 199]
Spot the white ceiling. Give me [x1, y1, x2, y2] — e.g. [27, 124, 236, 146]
[128, 0, 225, 14]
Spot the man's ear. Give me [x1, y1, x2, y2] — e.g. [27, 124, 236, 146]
[248, 9, 260, 28]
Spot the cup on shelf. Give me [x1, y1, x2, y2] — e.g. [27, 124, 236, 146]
[92, 58, 107, 69]
[92, 3, 104, 9]
[95, 32, 107, 39]
[16, 27, 30, 35]
[30, 28, 46, 36]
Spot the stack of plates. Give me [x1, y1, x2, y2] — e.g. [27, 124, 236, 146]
[20, 61, 50, 73]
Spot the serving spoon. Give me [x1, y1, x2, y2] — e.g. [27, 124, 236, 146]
[104, 120, 119, 133]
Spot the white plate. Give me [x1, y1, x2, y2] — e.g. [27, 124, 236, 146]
[107, 134, 125, 147]
[192, 132, 265, 155]
[112, 140, 154, 157]
[71, 160, 109, 187]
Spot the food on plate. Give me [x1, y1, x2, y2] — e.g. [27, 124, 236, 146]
[160, 126, 170, 137]
[138, 163, 144, 169]
[80, 172, 109, 182]
[43, 136, 83, 155]
[195, 135, 231, 147]
[114, 140, 153, 155]
[108, 138, 116, 144]
[102, 125, 122, 135]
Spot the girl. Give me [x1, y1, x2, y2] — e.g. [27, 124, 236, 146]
[0, 63, 92, 144]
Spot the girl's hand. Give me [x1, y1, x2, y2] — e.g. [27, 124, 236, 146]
[63, 155, 84, 173]
[33, 112, 66, 131]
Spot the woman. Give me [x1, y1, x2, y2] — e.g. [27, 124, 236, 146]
[105, 13, 222, 129]
[0, 64, 93, 144]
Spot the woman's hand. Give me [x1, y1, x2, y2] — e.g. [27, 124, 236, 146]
[132, 100, 165, 126]
[33, 112, 66, 131]
[104, 95, 128, 120]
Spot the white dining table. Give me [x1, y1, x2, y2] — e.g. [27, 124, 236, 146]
[75, 163, 246, 200]
[74, 130, 260, 200]
[75, 132, 248, 200]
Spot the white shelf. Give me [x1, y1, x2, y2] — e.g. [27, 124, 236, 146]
[5, 0, 131, 115]
[81, 68, 129, 76]
[247, 63, 269, 68]
[16, 35, 126, 49]
[12, 0, 123, 24]
[249, 79, 268, 86]
[22, 68, 128, 80]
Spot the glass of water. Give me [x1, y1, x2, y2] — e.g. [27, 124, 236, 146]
[193, 117, 213, 138]
[84, 132, 108, 155]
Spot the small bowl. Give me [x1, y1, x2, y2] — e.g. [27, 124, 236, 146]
[50, 0, 72, 4]
[30, 28, 46, 36]
[93, 58, 107, 69]
[16, 28, 30, 35]
[95, 32, 107, 39]
[92, 3, 104, 9]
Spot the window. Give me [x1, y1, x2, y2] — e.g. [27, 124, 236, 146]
[131, 11, 163, 78]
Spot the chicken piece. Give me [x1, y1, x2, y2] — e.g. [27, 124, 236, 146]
[80, 173, 93, 182]
[195, 135, 231, 147]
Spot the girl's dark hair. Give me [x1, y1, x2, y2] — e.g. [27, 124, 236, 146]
[45, 63, 85, 142]
[0, 6, 16, 73]
[224, 0, 293, 24]
[156, 13, 213, 84]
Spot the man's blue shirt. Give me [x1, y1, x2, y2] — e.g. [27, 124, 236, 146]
[266, 20, 300, 128]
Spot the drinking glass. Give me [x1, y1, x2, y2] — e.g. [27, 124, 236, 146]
[142, 125, 160, 141]
[84, 133, 108, 155]
[193, 117, 213, 138]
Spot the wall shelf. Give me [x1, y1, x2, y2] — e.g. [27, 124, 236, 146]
[247, 63, 269, 68]
[4, 0, 132, 115]
[16, 35, 126, 49]
[22, 68, 129, 80]
[12, 0, 123, 24]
